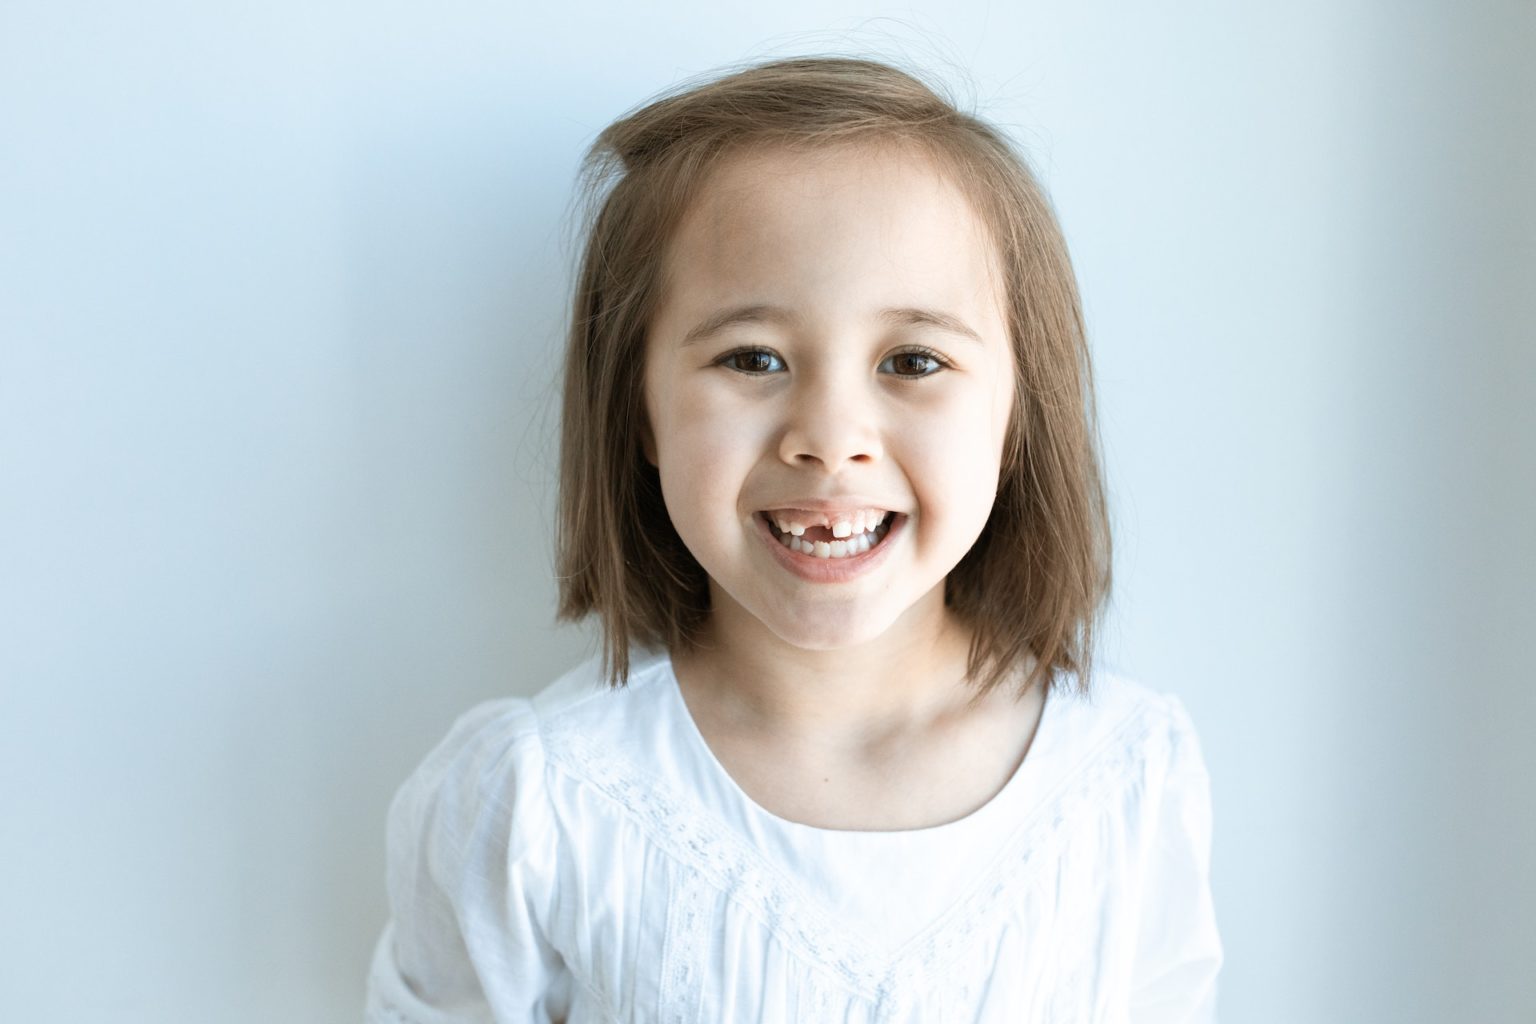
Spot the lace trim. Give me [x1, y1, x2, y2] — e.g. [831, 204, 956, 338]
[659, 870, 713, 1023]
[544, 702, 1167, 1004]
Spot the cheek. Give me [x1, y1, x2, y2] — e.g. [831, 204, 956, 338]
[912, 383, 1012, 479]
[902, 384, 1013, 540]
[658, 388, 760, 466]
[651, 388, 766, 527]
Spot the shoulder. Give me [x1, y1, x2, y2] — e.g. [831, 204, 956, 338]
[407, 646, 670, 769]
[385, 694, 545, 881]
[390, 647, 677, 837]
[1043, 667, 1213, 794]
[1060, 676, 1223, 1012]
[527, 645, 674, 729]
[527, 645, 682, 768]
[1030, 669, 1217, 911]
[381, 657, 599, 864]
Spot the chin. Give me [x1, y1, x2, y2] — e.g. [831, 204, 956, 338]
[765, 607, 898, 652]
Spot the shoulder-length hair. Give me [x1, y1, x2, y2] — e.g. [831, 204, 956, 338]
[556, 55, 1111, 698]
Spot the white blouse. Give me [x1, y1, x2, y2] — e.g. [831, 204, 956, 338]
[365, 648, 1223, 1023]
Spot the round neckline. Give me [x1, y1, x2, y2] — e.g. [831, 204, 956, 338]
[658, 652, 1063, 844]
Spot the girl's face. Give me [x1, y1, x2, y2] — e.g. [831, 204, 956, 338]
[643, 143, 1016, 652]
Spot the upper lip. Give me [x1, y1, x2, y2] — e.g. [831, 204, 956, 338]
[756, 498, 902, 515]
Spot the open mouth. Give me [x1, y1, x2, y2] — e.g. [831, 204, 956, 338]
[758, 509, 896, 560]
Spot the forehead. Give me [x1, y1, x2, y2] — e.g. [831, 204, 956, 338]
[656, 142, 1008, 325]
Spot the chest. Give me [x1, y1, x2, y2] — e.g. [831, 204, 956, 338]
[720, 740, 1016, 831]
[535, 727, 1147, 1024]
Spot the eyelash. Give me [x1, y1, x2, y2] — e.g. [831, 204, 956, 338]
[715, 346, 952, 379]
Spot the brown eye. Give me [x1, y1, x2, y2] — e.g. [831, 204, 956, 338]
[880, 350, 945, 377]
[721, 349, 784, 374]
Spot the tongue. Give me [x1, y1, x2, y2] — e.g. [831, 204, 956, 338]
[801, 525, 837, 543]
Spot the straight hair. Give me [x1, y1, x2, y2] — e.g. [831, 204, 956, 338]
[556, 55, 1112, 699]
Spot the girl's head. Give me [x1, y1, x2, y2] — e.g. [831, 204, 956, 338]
[557, 56, 1110, 697]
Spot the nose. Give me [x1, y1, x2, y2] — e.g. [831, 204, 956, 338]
[777, 373, 884, 471]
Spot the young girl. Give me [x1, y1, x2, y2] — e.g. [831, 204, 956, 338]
[366, 56, 1222, 1023]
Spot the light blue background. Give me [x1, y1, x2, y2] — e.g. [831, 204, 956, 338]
[2, 2, 1532, 1021]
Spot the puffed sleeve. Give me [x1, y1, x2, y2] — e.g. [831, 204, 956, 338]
[1127, 695, 1224, 1023]
[365, 698, 571, 1023]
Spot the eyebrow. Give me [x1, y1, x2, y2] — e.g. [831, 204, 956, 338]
[679, 304, 984, 347]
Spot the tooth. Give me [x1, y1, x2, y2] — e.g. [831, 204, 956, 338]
[774, 517, 789, 534]
[790, 523, 805, 537]
[813, 541, 830, 558]
[779, 531, 793, 548]
[854, 533, 871, 553]
[832, 521, 852, 539]
[830, 540, 848, 557]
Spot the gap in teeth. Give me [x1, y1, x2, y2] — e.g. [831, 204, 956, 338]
[768, 512, 893, 559]
[768, 510, 891, 538]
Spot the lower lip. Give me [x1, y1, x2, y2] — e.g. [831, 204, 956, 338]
[753, 512, 904, 583]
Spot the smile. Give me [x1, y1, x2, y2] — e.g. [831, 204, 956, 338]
[749, 509, 903, 589]
[760, 510, 894, 558]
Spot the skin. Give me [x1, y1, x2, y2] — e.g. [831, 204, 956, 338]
[642, 142, 1044, 830]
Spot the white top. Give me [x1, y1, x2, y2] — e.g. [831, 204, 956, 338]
[365, 648, 1223, 1023]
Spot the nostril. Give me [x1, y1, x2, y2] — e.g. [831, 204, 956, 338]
[778, 406, 883, 467]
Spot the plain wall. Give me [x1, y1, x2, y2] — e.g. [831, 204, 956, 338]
[2, 1, 1532, 1021]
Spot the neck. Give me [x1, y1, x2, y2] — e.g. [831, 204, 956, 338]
[674, 583, 989, 748]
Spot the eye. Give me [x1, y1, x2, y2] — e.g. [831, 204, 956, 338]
[879, 347, 949, 378]
[717, 347, 785, 375]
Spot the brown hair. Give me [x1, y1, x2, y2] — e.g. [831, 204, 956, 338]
[556, 55, 1111, 698]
